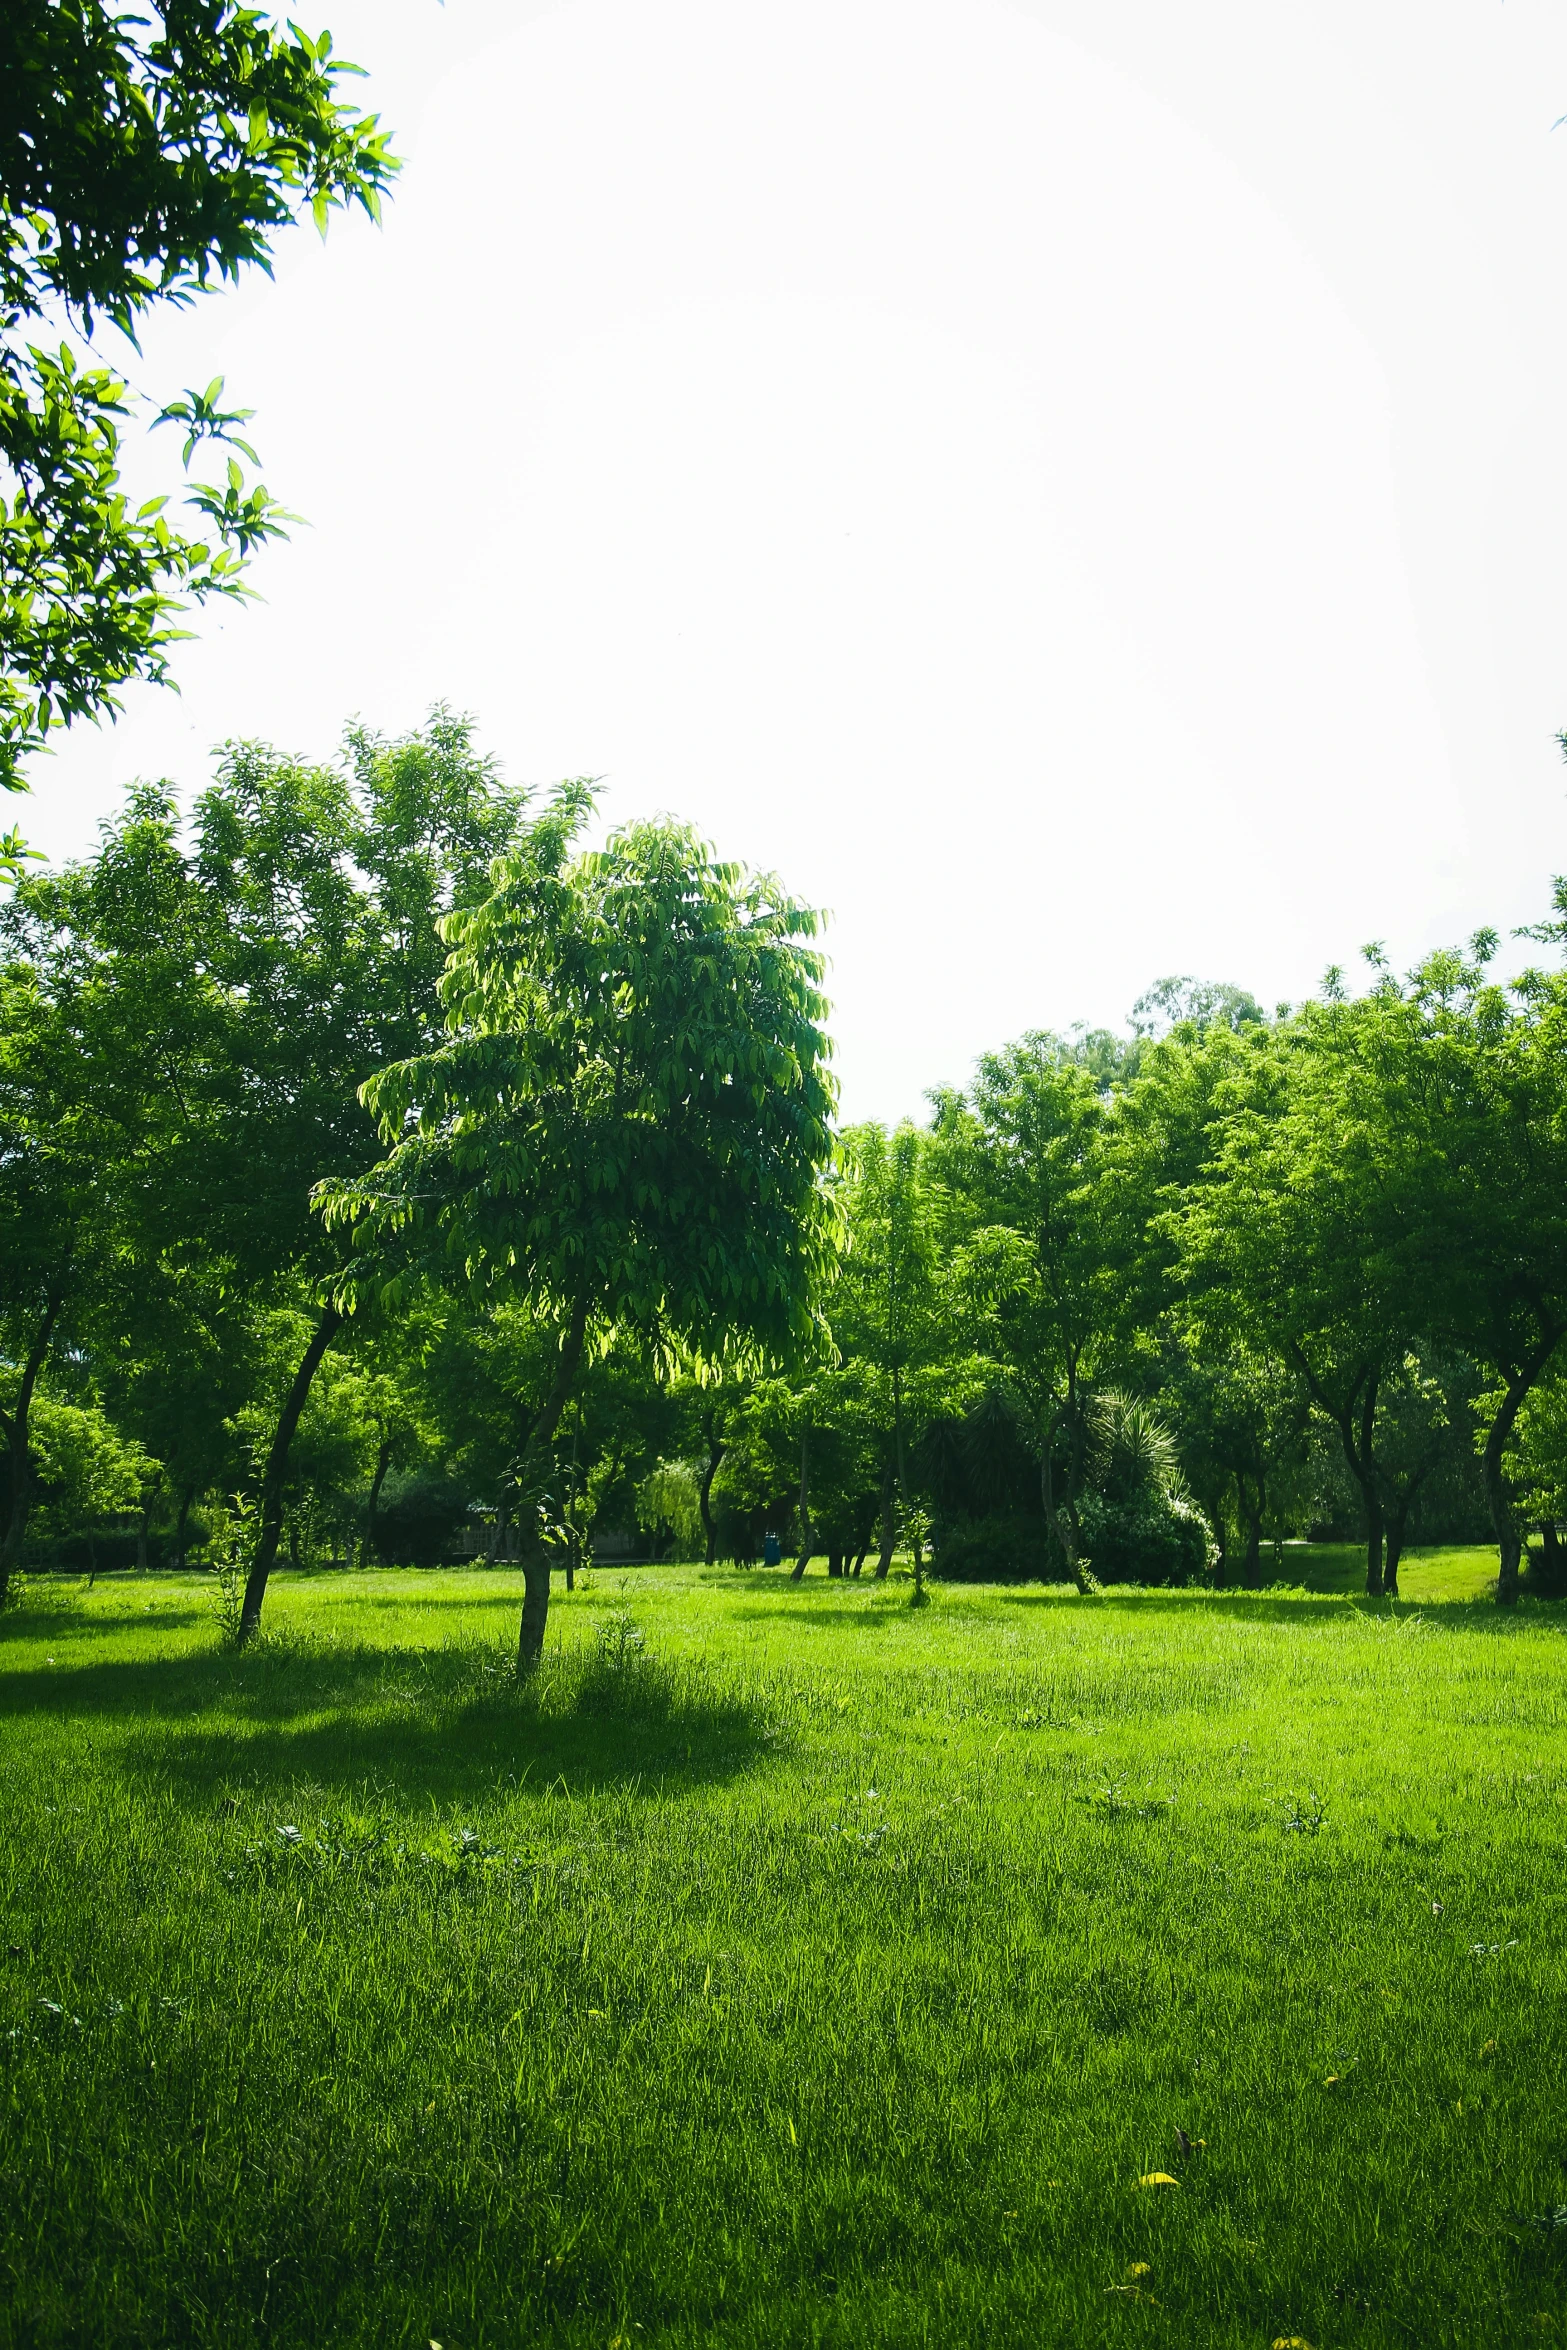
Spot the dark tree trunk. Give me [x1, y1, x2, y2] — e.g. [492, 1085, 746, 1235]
[173, 1482, 195, 1572]
[699, 1412, 724, 1567]
[1288, 1347, 1384, 1597]
[135, 1479, 158, 1574]
[827, 1549, 843, 1578]
[1240, 1494, 1264, 1590]
[1482, 1336, 1561, 1607]
[1534, 1521, 1567, 1598]
[1383, 1513, 1405, 1599]
[1040, 1391, 1086, 1589]
[0, 1295, 63, 1610]
[1356, 1375, 1384, 1597]
[791, 1429, 813, 1580]
[238, 1303, 344, 1642]
[875, 1453, 896, 1578]
[515, 1299, 590, 1668]
[361, 1436, 394, 1567]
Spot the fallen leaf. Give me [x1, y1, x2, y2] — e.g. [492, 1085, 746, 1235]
[1137, 2172, 1180, 2188]
[1481, 2037, 1498, 2057]
[1126, 2261, 1151, 2279]
[1323, 2074, 1341, 2088]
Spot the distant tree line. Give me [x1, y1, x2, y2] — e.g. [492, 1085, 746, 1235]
[4, 712, 1567, 1652]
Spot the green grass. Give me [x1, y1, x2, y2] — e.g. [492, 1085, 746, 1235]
[3, 1558, 1566, 2348]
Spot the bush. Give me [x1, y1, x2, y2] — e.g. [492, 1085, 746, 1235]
[1077, 1488, 1217, 1586]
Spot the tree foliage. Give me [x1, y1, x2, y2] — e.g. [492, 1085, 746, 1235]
[0, 3, 397, 799]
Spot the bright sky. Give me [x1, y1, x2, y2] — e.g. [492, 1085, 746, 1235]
[27, 0, 1567, 1120]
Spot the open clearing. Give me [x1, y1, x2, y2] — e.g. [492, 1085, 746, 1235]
[2, 1558, 1565, 2348]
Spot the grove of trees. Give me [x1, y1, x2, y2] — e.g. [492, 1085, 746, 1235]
[4, 710, 1567, 1640]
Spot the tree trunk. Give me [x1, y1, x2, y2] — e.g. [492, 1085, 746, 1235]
[1289, 1347, 1384, 1598]
[875, 1454, 896, 1578]
[1356, 1374, 1384, 1597]
[515, 1299, 590, 1668]
[791, 1428, 813, 1580]
[1040, 1397, 1084, 1588]
[238, 1303, 344, 1642]
[699, 1412, 724, 1567]
[135, 1481, 157, 1574]
[173, 1482, 195, 1572]
[0, 1295, 63, 1610]
[1534, 1521, 1567, 1599]
[1482, 1337, 1561, 1607]
[1383, 1514, 1404, 1599]
[361, 1436, 394, 1568]
[1240, 1495, 1263, 1590]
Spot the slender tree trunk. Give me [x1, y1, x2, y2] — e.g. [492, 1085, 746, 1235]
[361, 1436, 394, 1568]
[1384, 1507, 1407, 1599]
[237, 1304, 344, 1642]
[1239, 1481, 1264, 1590]
[135, 1478, 158, 1574]
[515, 1299, 590, 1668]
[1482, 1336, 1561, 1607]
[1289, 1347, 1383, 1598]
[875, 1453, 896, 1578]
[0, 1295, 63, 1611]
[699, 1411, 724, 1567]
[1040, 1395, 1086, 1588]
[1354, 1375, 1384, 1597]
[792, 1428, 814, 1581]
[1205, 1488, 1229, 1590]
[174, 1482, 195, 1572]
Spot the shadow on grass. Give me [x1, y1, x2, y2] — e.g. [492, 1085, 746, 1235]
[733, 1603, 904, 1632]
[984, 1584, 1567, 1635]
[0, 1639, 778, 1801]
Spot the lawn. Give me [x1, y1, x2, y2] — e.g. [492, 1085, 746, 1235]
[2, 1557, 1565, 2348]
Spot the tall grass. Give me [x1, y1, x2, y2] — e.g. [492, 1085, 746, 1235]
[2, 1563, 1565, 2346]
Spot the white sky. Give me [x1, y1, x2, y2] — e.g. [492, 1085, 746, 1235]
[25, 0, 1567, 1120]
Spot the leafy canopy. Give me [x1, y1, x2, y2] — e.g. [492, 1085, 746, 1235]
[0, 3, 397, 807]
[321, 795, 842, 1377]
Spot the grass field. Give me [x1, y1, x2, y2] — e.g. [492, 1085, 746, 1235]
[2, 1552, 1565, 2348]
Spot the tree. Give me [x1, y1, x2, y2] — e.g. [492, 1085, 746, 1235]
[183, 713, 523, 1636]
[1179, 938, 1567, 1602]
[0, 784, 211, 1604]
[931, 1037, 1123, 1589]
[322, 801, 841, 1665]
[832, 1122, 947, 1575]
[0, 4, 396, 797]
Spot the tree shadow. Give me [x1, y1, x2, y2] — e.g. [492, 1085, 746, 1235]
[732, 1604, 903, 1632]
[986, 1584, 1567, 1636]
[0, 1640, 779, 1802]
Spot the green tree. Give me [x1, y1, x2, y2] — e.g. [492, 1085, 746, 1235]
[0, 3, 396, 799]
[832, 1121, 948, 1575]
[322, 800, 840, 1664]
[0, 784, 211, 1602]
[186, 712, 523, 1636]
[931, 1037, 1123, 1589]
